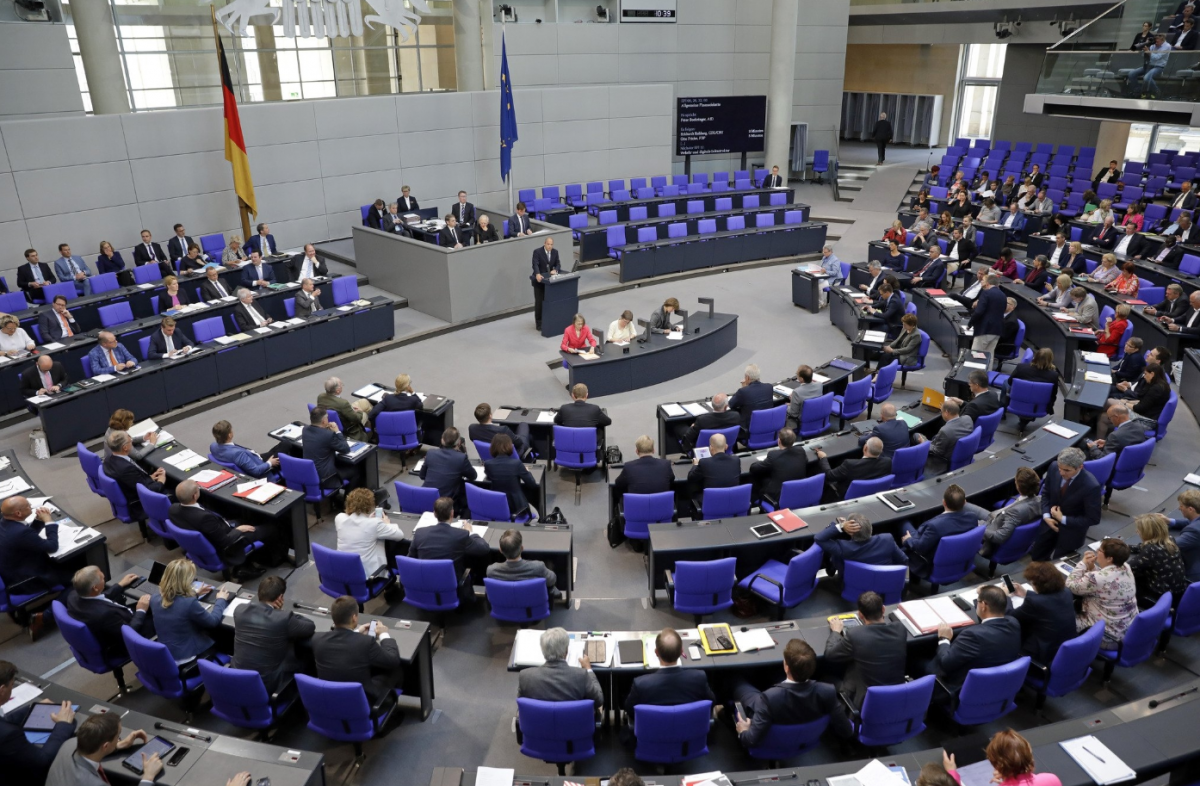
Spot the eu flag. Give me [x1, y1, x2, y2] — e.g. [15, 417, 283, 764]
[500, 32, 518, 182]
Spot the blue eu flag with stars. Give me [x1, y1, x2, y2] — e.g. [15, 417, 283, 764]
[500, 33, 518, 182]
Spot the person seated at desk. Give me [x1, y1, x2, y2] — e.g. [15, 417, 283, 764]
[241, 250, 275, 288]
[210, 419, 280, 480]
[649, 297, 682, 334]
[487, 528, 559, 599]
[681, 392, 740, 453]
[1106, 361, 1172, 433]
[17, 248, 56, 299]
[222, 235, 247, 266]
[1066, 286, 1100, 330]
[509, 201, 534, 237]
[910, 191, 932, 213]
[439, 214, 466, 249]
[911, 245, 945, 288]
[1170, 490, 1200, 582]
[878, 313, 922, 371]
[1110, 262, 1143, 297]
[858, 260, 886, 297]
[1145, 283, 1188, 322]
[622, 627, 715, 741]
[313, 595, 403, 710]
[748, 427, 807, 507]
[233, 287, 274, 331]
[785, 364, 824, 427]
[409, 498, 489, 600]
[293, 243, 329, 283]
[928, 584, 1021, 692]
[614, 435, 673, 498]
[88, 330, 138, 374]
[1096, 304, 1132, 359]
[517, 627, 604, 710]
[949, 191, 973, 221]
[244, 222, 277, 257]
[44, 702, 165, 786]
[38, 294, 78, 341]
[170, 479, 280, 575]
[96, 240, 129, 283]
[884, 220, 906, 246]
[336, 487, 405, 576]
[998, 202, 1026, 242]
[953, 370, 1002, 422]
[1110, 337, 1145, 383]
[104, 408, 156, 458]
[134, 229, 172, 278]
[945, 226, 976, 268]
[317, 376, 368, 441]
[474, 214, 500, 244]
[1139, 234, 1185, 268]
[167, 223, 202, 264]
[1128, 513, 1189, 610]
[561, 313, 598, 355]
[731, 639, 852, 749]
[176, 244, 210, 278]
[882, 240, 907, 272]
[382, 203, 412, 237]
[365, 198, 388, 230]
[369, 372, 421, 429]
[824, 590, 907, 709]
[944, 731, 1064, 786]
[814, 513, 907, 573]
[956, 266, 988, 306]
[19, 355, 66, 399]
[607, 310, 638, 344]
[814, 438, 892, 501]
[901, 484, 983, 575]
[530, 236, 561, 331]
[911, 224, 937, 252]
[910, 208, 932, 233]
[103, 429, 166, 521]
[150, 558, 231, 664]
[863, 283, 904, 339]
[294, 277, 323, 318]
[200, 265, 234, 301]
[981, 467, 1043, 558]
[1164, 291, 1200, 336]
[65, 566, 154, 661]
[398, 185, 419, 213]
[0, 315, 34, 356]
[1088, 252, 1120, 286]
[1092, 216, 1119, 251]
[1088, 403, 1149, 463]
[1019, 255, 1049, 291]
[729, 363, 774, 442]
[485, 433, 540, 519]
[0, 496, 71, 635]
[1043, 233, 1070, 268]
[688, 433, 740, 498]
[304, 406, 356, 496]
[156, 275, 190, 313]
[232, 575, 316, 693]
[1006, 561, 1077, 666]
[1164, 211, 1196, 243]
[818, 245, 846, 300]
[420, 427, 475, 513]
[1, 660, 76, 784]
[1038, 273, 1075, 310]
[1067, 539, 1139, 650]
[1030, 447, 1102, 561]
[1111, 224, 1141, 258]
[470, 402, 532, 462]
[935, 211, 954, 235]
[554, 383, 612, 439]
[453, 190, 476, 241]
[54, 244, 92, 296]
[859, 403, 910, 457]
[917, 400, 973, 476]
[1056, 241, 1088, 277]
[976, 196, 1001, 224]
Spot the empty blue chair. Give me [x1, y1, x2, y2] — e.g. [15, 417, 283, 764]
[812, 150, 830, 183]
[199, 660, 297, 733]
[845, 474, 895, 501]
[695, 425, 740, 455]
[629, 205, 648, 221]
[77, 442, 106, 500]
[663, 184, 681, 196]
[769, 191, 787, 206]
[543, 185, 561, 201]
[841, 562, 907, 603]
[568, 212, 588, 240]
[947, 657, 1030, 726]
[0, 290, 26, 314]
[471, 439, 493, 461]
[1099, 592, 1171, 680]
[686, 200, 704, 214]
[974, 408, 1005, 453]
[278, 453, 341, 519]
[518, 188, 536, 203]
[756, 213, 775, 228]
[734, 169, 750, 182]
[331, 276, 359, 305]
[785, 210, 804, 225]
[667, 223, 687, 239]
[761, 474, 824, 513]
[746, 716, 830, 763]
[701, 484, 752, 519]
[738, 545, 822, 619]
[96, 465, 142, 529]
[658, 203, 676, 217]
[138, 335, 153, 360]
[53, 599, 130, 692]
[1083, 452, 1116, 490]
[484, 578, 550, 623]
[586, 181, 603, 199]
[598, 209, 618, 225]
[832, 376, 871, 429]
[1104, 438, 1155, 504]
[133, 263, 162, 285]
[651, 175, 668, 193]
[200, 233, 225, 259]
[890, 442, 930, 487]
[727, 215, 746, 231]
[1168, 583, 1200, 640]
[1145, 391, 1178, 441]
[797, 392, 834, 438]
[395, 481, 439, 514]
[866, 361, 898, 418]
[98, 301, 133, 328]
[193, 316, 227, 344]
[394, 555, 462, 614]
[564, 183, 585, 206]
[88, 272, 120, 294]
[516, 698, 596, 775]
[623, 491, 675, 540]
[633, 700, 712, 764]
[987, 520, 1041, 575]
[466, 483, 531, 524]
[41, 281, 77, 304]
[924, 525, 986, 591]
[666, 557, 736, 621]
[747, 403, 788, 449]
[552, 426, 600, 503]
[698, 219, 717, 235]
[948, 427, 982, 471]
[375, 411, 420, 458]
[636, 226, 656, 244]
[605, 225, 627, 260]
[1008, 379, 1054, 429]
[850, 675, 935, 747]
[743, 194, 760, 209]
[0, 573, 57, 631]
[122, 626, 206, 715]
[711, 179, 729, 193]
[715, 197, 733, 211]
[613, 189, 630, 202]
[296, 674, 399, 760]
[136, 485, 176, 544]
[313, 542, 394, 608]
[635, 187, 654, 199]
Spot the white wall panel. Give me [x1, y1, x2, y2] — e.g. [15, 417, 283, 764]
[15, 161, 135, 218]
[543, 150, 607, 186]
[608, 115, 671, 151]
[267, 215, 329, 249]
[555, 55, 617, 85]
[313, 96, 398, 140]
[394, 161, 478, 208]
[608, 84, 670, 119]
[129, 152, 233, 203]
[684, 0, 738, 25]
[399, 127, 475, 168]
[121, 109, 223, 159]
[318, 134, 401, 178]
[0, 219, 30, 258]
[619, 55, 678, 84]
[321, 170, 406, 215]
[542, 119, 610, 155]
[254, 179, 326, 222]
[2, 116, 126, 171]
[396, 91, 474, 133]
[0, 71, 86, 118]
[26, 204, 143, 256]
[542, 86, 609, 122]
[0, 173, 20, 223]
[245, 142, 322, 187]
[240, 101, 318, 145]
[137, 193, 240, 243]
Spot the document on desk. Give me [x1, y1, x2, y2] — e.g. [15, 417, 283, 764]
[0, 476, 33, 501]
[1085, 371, 1113, 384]
[862, 331, 888, 344]
[25, 395, 51, 405]
[213, 335, 236, 345]
[661, 403, 687, 417]
[45, 522, 100, 558]
[683, 402, 710, 417]
[513, 628, 546, 666]
[476, 767, 515, 786]
[1060, 736, 1136, 784]
[536, 410, 556, 423]
[164, 449, 206, 472]
[812, 372, 831, 383]
[41, 342, 66, 351]
[1043, 422, 1080, 439]
[286, 317, 306, 326]
[665, 331, 684, 341]
[1185, 473, 1200, 486]
[270, 424, 304, 441]
[474, 466, 486, 481]
[222, 597, 251, 619]
[253, 327, 272, 334]
[91, 374, 116, 382]
[1, 682, 43, 714]
[949, 760, 994, 786]
[732, 627, 775, 652]
[935, 297, 963, 307]
[353, 384, 385, 399]
[1082, 351, 1111, 365]
[963, 361, 988, 370]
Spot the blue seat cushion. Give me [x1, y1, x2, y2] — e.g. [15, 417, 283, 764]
[737, 559, 789, 603]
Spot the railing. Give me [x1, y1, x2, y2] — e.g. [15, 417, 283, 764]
[1036, 50, 1200, 101]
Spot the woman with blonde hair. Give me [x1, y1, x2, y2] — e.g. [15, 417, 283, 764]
[0, 314, 35, 356]
[223, 235, 247, 266]
[1038, 273, 1075, 309]
[1128, 513, 1189, 608]
[944, 729, 1062, 786]
[883, 219, 906, 245]
[157, 274, 190, 313]
[368, 372, 422, 428]
[152, 558, 231, 663]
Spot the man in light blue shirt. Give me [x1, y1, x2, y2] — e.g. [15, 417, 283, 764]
[817, 245, 844, 307]
[87, 331, 138, 374]
[53, 243, 92, 296]
[1125, 33, 1173, 97]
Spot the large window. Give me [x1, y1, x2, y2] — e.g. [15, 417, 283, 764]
[955, 44, 1007, 140]
[1124, 124, 1200, 161]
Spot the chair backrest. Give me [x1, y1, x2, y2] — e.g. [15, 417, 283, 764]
[837, 376, 872, 420]
[394, 556, 460, 611]
[635, 187, 654, 199]
[543, 185, 561, 200]
[871, 362, 898, 403]
[742, 194, 760, 209]
[954, 657, 1031, 725]
[841, 562, 906, 604]
[466, 483, 512, 522]
[586, 181, 603, 195]
[949, 426, 982, 470]
[200, 233, 225, 258]
[1008, 379, 1054, 419]
[845, 474, 895, 501]
[746, 715, 830, 761]
[312, 542, 372, 602]
[891, 441, 930, 486]
[136, 484, 173, 541]
[668, 222, 688, 239]
[98, 301, 133, 328]
[658, 203, 677, 217]
[633, 700, 713, 763]
[598, 210, 618, 225]
[663, 184, 681, 196]
[516, 698, 596, 764]
[165, 520, 226, 573]
[813, 150, 829, 170]
[52, 599, 112, 673]
[133, 263, 161, 285]
[857, 675, 935, 747]
[778, 546, 823, 607]
[198, 660, 277, 729]
[472, 439, 493, 461]
[695, 426, 739, 453]
[277, 453, 325, 502]
[122, 626, 187, 698]
[673, 558, 737, 614]
[77, 442, 104, 496]
[637, 226, 657, 243]
[1148, 391, 1178, 441]
[43, 281, 77, 303]
[755, 212, 775, 228]
[552, 426, 599, 469]
[1172, 583, 1200, 637]
[747, 403, 788, 449]
[484, 578, 550, 623]
[630, 206, 648, 221]
[193, 316, 227, 344]
[568, 213, 588, 230]
[687, 199, 705, 214]
[1110, 438, 1155, 491]
[295, 674, 376, 742]
[606, 225, 626, 249]
[623, 491, 675, 539]
[89, 272, 120, 294]
[798, 392, 834, 437]
[698, 218, 717, 234]
[777, 475, 824, 509]
[785, 210, 804, 225]
[1181, 255, 1200, 276]
[138, 335, 153, 360]
[702, 484, 752, 520]
[518, 188, 536, 203]
[929, 525, 986, 586]
[331, 276, 359, 305]
[727, 215, 746, 231]
[651, 176, 667, 190]
[989, 520, 1041, 566]
[1116, 591, 1171, 667]
[0, 291, 26, 314]
[96, 467, 132, 522]
[395, 481, 439, 514]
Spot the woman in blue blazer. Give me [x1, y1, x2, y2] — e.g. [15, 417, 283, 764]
[483, 433, 540, 519]
[151, 558, 231, 663]
[96, 241, 127, 274]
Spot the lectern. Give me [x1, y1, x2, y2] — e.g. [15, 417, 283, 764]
[540, 272, 580, 338]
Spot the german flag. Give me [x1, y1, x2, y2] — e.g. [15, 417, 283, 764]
[213, 17, 257, 216]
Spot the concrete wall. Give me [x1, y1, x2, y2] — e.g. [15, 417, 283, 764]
[0, 21, 84, 122]
[0, 84, 671, 286]
[843, 44, 960, 147]
[992, 43, 1100, 148]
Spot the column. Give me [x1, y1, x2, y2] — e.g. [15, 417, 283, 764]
[765, 0, 799, 176]
[71, 0, 131, 114]
[453, 0, 484, 92]
[254, 24, 283, 102]
[1094, 121, 1131, 174]
[360, 12, 394, 95]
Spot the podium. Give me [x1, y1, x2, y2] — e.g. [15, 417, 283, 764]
[540, 272, 580, 338]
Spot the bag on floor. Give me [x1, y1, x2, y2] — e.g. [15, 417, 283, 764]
[606, 445, 623, 465]
[540, 506, 568, 526]
[29, 429, 49, 460]
[606, 515, 625, 549]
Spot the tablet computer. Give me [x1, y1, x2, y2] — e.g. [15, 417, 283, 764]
[122, 735, 176, 774]
[24, 703, 78, 731]
[750, 522, 782, 539]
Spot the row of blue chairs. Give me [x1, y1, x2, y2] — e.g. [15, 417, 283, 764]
[608, 210, 807, 260]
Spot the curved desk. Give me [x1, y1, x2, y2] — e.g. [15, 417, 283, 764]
[561, 312, 738, 397]
[616, 222, 827, 283]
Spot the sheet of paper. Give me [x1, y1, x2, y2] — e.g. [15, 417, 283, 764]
[0, 476, 33, 501]
[353, 384, 385, 399]
[41, 342, 65, 351]
[413, 510, 438, 530]
[953, 760, 997, 786]
[661, 403, 687, 417]
[856, 759, 909, 786]
[963, 361, 987, 370]
[222, 597, 251, 619]
[474, 466, 486, 481]
[683, 402, 710, 417]
[253, 326, 272, 334]
[862, 331, 888, 343]
[1043, 422, 1080, 438]
[1, 682, 43, 714]
[236, 479, 267, 494]
[91, 373, 116, 382]
[189, 469, 223, 484]
[213, 335, 236, 345]
[732, 627, 775, 652]
[25, 395, 50, 405]
[1085, 371, 1113, 383]
[247, 484, 285, 503]
[812, 373, 831, 383]
[1082, 351, 1111, 364]
[536, 410, 556, 423]
[476, 767, 515, 786]
[1185, 473, 1200, 486]
[666, 331, 684, 341]
[898, 600, 941, 631]
[928, 595, 972, 626]
[513, 628, 545, 666]
[1059, 736, 1136, 785]
[935, 297, 962, 307]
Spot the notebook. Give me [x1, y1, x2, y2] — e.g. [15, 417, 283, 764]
[897, 598, 973, 634]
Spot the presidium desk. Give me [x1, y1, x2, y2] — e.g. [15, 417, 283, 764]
[353, 208, 573, 324]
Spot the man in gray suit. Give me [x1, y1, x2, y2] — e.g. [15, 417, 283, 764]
[294, 277, 323, 318]
[46, 712, 162, 786]
[919, 400, 974, 475]
[1086, 403, 1147, 460]
[487, 528, 560, 599]
[517, 627, 603, 712]
[823, 591, 907, 708]
[1068, 287, 1100, 330]
[231, 575, 316, 693]
[382, 202, 412, 237]
[981, 466, 1043, 558]
[786, 364, 824, 426]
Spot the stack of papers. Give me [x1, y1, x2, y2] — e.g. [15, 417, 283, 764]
[1059, 736, 1136, 784]
[222, 597, 251, 619]
[476, 767, 515, 786]
[935, 297, 963, 307]
[513, 628, 547, 666]
[536, 410, 556, 423]
[0, 682, 43, 714]
[897, 597, 973, 634]
[732, 627, 775, 652]
[1085, 371, 1113, 384]
[1082, 351, 1111, 364]
[163, 449, 206, 472]
[353, 384, 385, 399]
[91, 374, 116, 382]
[963, 361, 988, 370]
[811, 372, 831, 383]
[42, 521, 101, 558]
[661, 403, 687, 417]
[862, 330, 888, 343]
[827, 759, 910, 786]
[665, 332, 684, 341]
[0, 476, 33, 501]
[683, 402, 710, 417]
[1043, 422, 1080, 438]
[895, 410, 923, 428]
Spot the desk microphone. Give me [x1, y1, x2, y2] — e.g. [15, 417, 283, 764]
[154, 722, 212, 742]
[1149, 686, 1198, 708]
[293, 602, 329, 614]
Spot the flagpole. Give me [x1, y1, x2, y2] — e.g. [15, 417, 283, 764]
[211, 6, 253, 242]
[504, 18, 514, 215]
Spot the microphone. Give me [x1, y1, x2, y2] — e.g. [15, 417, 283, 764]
[292, 602, 329, 614]
[1149, 686, 1198, 708]
[153, 722, 212, 742]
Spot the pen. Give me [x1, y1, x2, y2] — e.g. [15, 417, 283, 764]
[1082, 745, 1106, 764]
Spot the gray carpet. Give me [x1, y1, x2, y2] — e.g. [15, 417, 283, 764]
[848, 167, 921, 215]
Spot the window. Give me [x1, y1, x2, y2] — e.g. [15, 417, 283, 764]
[1124, 124, 1200, 161]
[955, 44, 1007, 140]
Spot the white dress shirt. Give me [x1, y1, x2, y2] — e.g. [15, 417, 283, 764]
[0, 328, 34, 352]
[335, 512, 406, 574]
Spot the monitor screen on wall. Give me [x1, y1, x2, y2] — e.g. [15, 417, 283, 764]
[676, 96, 767, 156]
[620, 0, 677, 22]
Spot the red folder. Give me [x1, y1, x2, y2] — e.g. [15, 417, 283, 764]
[195, 470, 234, 489]
[765, 509, 807, 533]
[924, 289, 946, 296]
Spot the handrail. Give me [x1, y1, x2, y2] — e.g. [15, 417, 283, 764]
[1047, 0, 1127, 51]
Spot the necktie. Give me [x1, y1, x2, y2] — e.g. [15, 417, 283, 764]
[58, 312, 72, 337]
[164, 333, 174, 352]
[108, 348, 118, 367]
[302, 259, 314, 280]
[41, 370, 52, 389]
[97, 764, 110, 784]
[32, 265, 43, 284]
[451, 228, 457, 244]
[1060, 479, 1069, 498]
[251, 305, 265, 326]
[67, 257, 78, 275]
[215, 280, 227, 297]
[460, 203, 465, 222]
[146, 244, 153, 259]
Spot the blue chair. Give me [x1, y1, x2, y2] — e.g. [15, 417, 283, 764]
[518, 188, 536, 203]
[130, 263, 161, 286]
[0, 291, 27, 314]
[755, 213, 775, 227]
[1167, 582, 1200, 640]
[0, 573, 59, 631]
[138, 335, 153, 360]
[122, 627, 206, 718]
[1099, 592, 1171, 680]
[668, 223, 687, 239]
[89, 272, 120, 294]
[136, 485, 177, 545]
[77, 442, 107, 500]
[41, 281, 77, 304]
[360, 205, 372, 225]
[694, 426, 740, 455]
[598, 209, 617, 225]
[1083, 452, 1116, 489]
[812, 150, 830, 184]
[471, 439, 494, 461]
[466, 483, 532, 524]
[81, 354, 94, 378]
[630, 206, 648, 221]
[633, 700, 712, 764]
[278, 453, 342, 520]
[331, 276, 359, 305]
[484, 578, 550, 623]
[701, 484, 752, 519]
[568, 212, 588, 240]
[395, 482, 439, 515]
[623, 491, 675, 541]
[832, 377, 871, 429]
[922, 525, 986, 592]
[515, 698, 596, 775]
[898, 330, 930, 387]
[797, 392, 834, 438]
[986, 520, 1040, 575]
[605, 226, 627, 260]
[96, 465, 144, 532]
[198, 660, 297, 735]
[296, 674, 400, 761]
[1144, 391, 1178, 441]
[762, 474, 824, 513]
[53, 599, 129, 693]
[738, 546, 822, 619]
[1008, 379, 1054, 430]
[841, 561, 906, 604]
[1104, 438, 1155, 504]
[746, 716, 830, 764]
[201, 233, 225, 259]
[394, 556, 462, 615]
[845, 474, 895, 501]
[666, 557, 736, 621]
[891, 442, 930, 487]
[975, 408, 1005, 452]
[866, 362, 898, 418]
[306, 402, 345, 433]
[165, 520, 256, 580]
[948, 427, 982, 470]
[313, 542, 395, 609]
[850, 675, 935, 747]
[193, 316, 227, 343]
[658, 203, 677, 217]
[565, 183, 585, 207]
[375, 411, 420, 461]
[945, 657, 1030, 727]
[98, 301, 133, 328]
[552, 426, 600, 504]
[747, 403, 788, 449]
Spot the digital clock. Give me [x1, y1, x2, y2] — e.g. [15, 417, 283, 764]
[620, 0, 677, 23]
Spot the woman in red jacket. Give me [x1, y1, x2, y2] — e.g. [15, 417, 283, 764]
[1097, 303, 1131, 357]
[991, 247, 1018, 279]
[883, 220, 906, 245]
[561, 313, 598, 354]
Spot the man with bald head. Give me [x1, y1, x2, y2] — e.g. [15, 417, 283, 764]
[919, 400, 974, 476]
[169, 480, 279, 576]
[688, 433, 742, 511]
[102, 430, 167, 522]
[19, 354, 66, 399]
[814, 437, 892, 501]
[622, 627, 715, 742]
[0, 497, 70, 637]
[681, 391, 741, 454]
[857, 403, 909, 457]
[87, 331, 137, 374]
[64, 566, 153, 661]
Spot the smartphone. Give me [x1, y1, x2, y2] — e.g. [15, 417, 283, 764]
[374, 507, 384, 519]
[688, 645, 702, 661]
[369, 620, 378, 636]
[121, 735, 176, 774]
[734, 701, 747, 720]
[1002, 574, 1016, 593]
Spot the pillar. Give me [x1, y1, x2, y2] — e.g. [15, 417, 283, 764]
[360, 12, 394, 95]
[765, 0, 799, 176]
[254, 25, 283, 102]
[71, 0, 131, 114]
[453, 0, 484, 92]
[1094, 121, 1132, 173]
[479, 0, 496, 89]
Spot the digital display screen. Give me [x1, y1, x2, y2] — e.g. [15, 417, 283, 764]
[676, 96, 767, 156]
[620, 0, 677, 23]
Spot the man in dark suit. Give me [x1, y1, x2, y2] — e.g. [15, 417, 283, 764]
[0, 497, 73, 635]
[0, 660, 76, 784]
[243, 223, 278, 256]
[294, 278, 323, 318]
[1092, 161, 1121, 190]
[999, 202, 1027, 242]
[864, 283, 904, 339]
[170, 480, 279, 574]
[517, 627, 604, 710]
[381, 203, 412, 237]
[859, 403, 909, 457]
[16, 249, 56, 298]
[317, 377, 367, 441]
[902, 484, 982, 577]
[748, 428, 807, 507]
[921, 400, 974, 476]
[365, 199, 388, 229]
[1010, 561, 1077, 665]
[1140, 234, 1185, 268]
[1086, 403, 1148, 460]
[909, 246, 946, 289]
[167, 223, 199, 262]
[147, 317, 194, 359]
[814, 438, 892, 501]
[729, 364, 775, 442]
[930, 585, 1022, 691]
[291, 243, 330, 283]
[1030, 447, 1102, 560]
[968, 273, 1007, 355]
[994, 298, 1020, 359]
[470, 403, 532, 462]
[231, 575, 315, 693]
[858, 261, 886, 297]
[1093, 218, 1120, 250]
[1110, 338, 1147, 384]
[1173, 16, 1199, 49]
[687, 433, 741, 504]
[19, 355, 66, 398]
[452, 191, 476, 242]
[554, 383, 611, 443]
[622, 628, 715, 740]
[813, 514, 907, 572]
[509, 201, 534, 237]
[956, 370, 1002, 422]
[303, 407, 354, 492]
[438, 215, 466, 249]
[408, 497, 490, 597]
[313, 595, 403, 708]
[824, 591, 907, 708]
[133, 229, 172, 277]
[102, 430, 167, 519]
[232, 288, 273, 331]
[241, 251, 276, 288]
[613, 435, 674, 497]
[397, 186, 419, 213]
[483, 433, 540, 518]
[762, 165, 785, 188]
[681, 392, 741, 453]
[65, 565, 154, 661]
[1167, 290, 1200, 336]
[199, 265, 234, 301]
[1145, 284, 1189, 322]
[38, 295, 79, 341]
[731, 639, 852, 749]
[420, 427, 475, 512]
[946, 227, 976, 267]
[530, 236, 561, 330]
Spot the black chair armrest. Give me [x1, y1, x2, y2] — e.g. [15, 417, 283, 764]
[762, 492, 779, 509]
[1027, 659, 1050, 679]
[748, 573, 784, 605]
[271, 675, 297, 704]
[664, 569, 675, 604]
[458, 568, 473, 586]
[838, 691, 861, 723]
